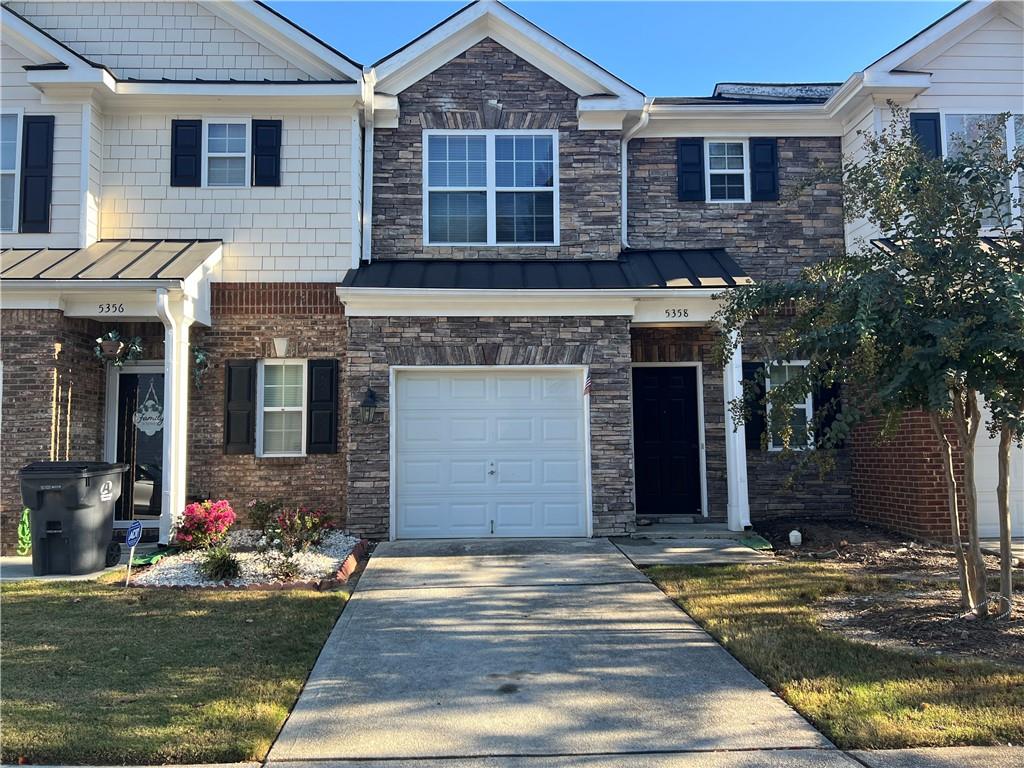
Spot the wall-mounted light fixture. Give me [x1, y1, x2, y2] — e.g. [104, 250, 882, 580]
[359, 387, 379, 424]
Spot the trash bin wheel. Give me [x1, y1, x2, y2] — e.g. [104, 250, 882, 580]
[105, 542, 122, 568]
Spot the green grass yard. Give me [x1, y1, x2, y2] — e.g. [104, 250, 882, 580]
[648, 562, 1024, 750]
[0, 577, 345, 764]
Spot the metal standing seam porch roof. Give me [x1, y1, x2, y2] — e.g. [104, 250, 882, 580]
[341, 249, 752, 290]
[0, 240, 222, 280]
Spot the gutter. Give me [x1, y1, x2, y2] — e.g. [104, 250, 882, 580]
[360, 68, 377, 265]
[621, 97, 653, 249]
[337, 286, 728, 300]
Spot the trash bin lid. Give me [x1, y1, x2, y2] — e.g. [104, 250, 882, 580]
[19, 461, 128, 478]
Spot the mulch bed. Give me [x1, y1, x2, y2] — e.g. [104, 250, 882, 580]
[755, 518, 1024, 667]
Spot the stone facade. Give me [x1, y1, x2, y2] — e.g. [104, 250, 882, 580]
[188, 284, 346, 528]
[627, 137, 845, 281]
[345, 316, 635, 538]
[371, 39, 622, 261]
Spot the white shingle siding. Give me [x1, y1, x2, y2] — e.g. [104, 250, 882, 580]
[0, 43, 83, 248]
[99, 112, 356, 282]
[5, 1, 316, 81]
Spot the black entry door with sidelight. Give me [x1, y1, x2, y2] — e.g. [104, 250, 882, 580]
[632, 366, 702, 517]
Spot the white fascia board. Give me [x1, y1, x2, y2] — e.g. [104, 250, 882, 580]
[114, 82, 361, 98]
[198, 0, 363, 83]
[0, 8, 97, 75]
[825, 71, 932, 122]
[642, 104, 841, 138]
[374, 1, 642, 104]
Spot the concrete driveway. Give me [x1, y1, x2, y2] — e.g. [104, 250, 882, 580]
[269, 538, 851, 767]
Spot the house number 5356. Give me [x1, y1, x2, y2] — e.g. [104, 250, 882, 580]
[97, 302, 125, 314]
[664, 308, 689, 319]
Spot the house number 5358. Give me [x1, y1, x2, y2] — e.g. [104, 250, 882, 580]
[97, 302, 125, 314]
[664, 308, 689, 319]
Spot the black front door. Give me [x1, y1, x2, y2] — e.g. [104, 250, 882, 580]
[632, 366, 702, 517]
[115, 371, 165, 524]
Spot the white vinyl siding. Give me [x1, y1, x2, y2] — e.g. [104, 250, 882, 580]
[0, 111, 22, 233]
[423, 129, 559, 246]
[257, 360, 306, 457]
[765, 362, 813, 452]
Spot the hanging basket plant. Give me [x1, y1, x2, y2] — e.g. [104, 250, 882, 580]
[192, 346, 211, 388]
[94, 330, 143, 368]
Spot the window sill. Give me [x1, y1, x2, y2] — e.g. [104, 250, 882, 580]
[423, 242, 561, 248]
[256, 453, 308, 461]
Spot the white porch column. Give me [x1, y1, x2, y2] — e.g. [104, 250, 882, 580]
[723, 331, 751, 531]
[156, 290, 194, 545]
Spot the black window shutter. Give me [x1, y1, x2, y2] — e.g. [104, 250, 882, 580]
[677, 137, 705, 201]
[19, 115, 55, 234]
[909, 113, 942, 158]
[251, 119, 282, 187]
[742, 362, 767, 450]
[749, 138, 779, 201]
[224, 360, 256, 455]
[813, 380, 845, 449]
[170, 119, 202, 187]
[306, 359, 338, 454]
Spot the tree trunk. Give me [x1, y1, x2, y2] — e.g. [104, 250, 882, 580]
[997, 424, 1013, 617]
[951, 388, 988, 617]
[929, 410, 974, 612]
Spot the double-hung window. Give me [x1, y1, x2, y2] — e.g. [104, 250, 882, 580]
[765, 362, 813, 451]
[1, 112, 22, 233]
[706, 140, 748, 202]
[257, 360, 306, 457]
[424, 130, 559, 245]
[205, 120, 249, 187]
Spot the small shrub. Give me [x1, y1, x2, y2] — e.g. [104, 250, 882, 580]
[16, 508, 31, 556]
[199, 545, 241, 581]
[274, 554, 302, 582]
[274, 507, 332, 556]
[246, 498, 284, 535]
[173, 499, 236, 550]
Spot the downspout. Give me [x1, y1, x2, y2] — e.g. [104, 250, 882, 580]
[360, 67, 376, 264]
[620, 97, 653, 250]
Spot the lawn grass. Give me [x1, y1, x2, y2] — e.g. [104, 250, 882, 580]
[0, 577, 346, 764]
[648, 562, 1024, 750]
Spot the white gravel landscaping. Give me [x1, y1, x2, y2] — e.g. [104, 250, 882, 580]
[131, 530, 360, 588]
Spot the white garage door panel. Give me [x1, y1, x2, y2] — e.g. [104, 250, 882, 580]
[395, 369, 589, 539]
[976, 398, 1024, 538]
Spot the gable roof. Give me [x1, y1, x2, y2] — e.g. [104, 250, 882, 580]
[0, 4, 109, 76]
[371, 0, 642, 106]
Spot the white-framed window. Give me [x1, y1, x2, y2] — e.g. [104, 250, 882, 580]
[203, 118, 249, 188]
[765, 361, 814, 452]
[937, 111, 1023, 228]
[705, 139, 749, 203]
[256, 359, 306, 457]
[1, 110, 22, 233]
[423, 129, 559, 246]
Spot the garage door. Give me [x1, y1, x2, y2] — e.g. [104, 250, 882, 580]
[976, 398, 1024, 539]
[394, 368, 589, 539]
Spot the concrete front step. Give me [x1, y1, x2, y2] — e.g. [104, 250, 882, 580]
[637, 514, 703, 524]
[631, 523, 745, 540]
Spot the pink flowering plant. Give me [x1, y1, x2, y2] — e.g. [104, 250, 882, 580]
[172, 499, 236, 550]
[273, 507, 333, 556]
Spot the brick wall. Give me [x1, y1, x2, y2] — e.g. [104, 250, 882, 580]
[0, 310, 107, 554]
[371, 38, 622, 261]
[851, 412, 967, 542]
[345, 316, 635, 538]
[627, 136, 844, 281]
[6, 1, 313, 81]
[188, 284, 346, 528]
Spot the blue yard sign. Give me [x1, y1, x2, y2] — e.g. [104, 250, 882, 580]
[124, 520, 144, 587]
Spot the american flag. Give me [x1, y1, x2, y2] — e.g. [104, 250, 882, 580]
[583, 375, 592, 396]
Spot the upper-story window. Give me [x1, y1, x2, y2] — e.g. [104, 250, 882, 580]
[0, 112, 22, 233]
[424, 129, 559, 246]
[706, 140, 748, 202]
[204, 120, 249, 187]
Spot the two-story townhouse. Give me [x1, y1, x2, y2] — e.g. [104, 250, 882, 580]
[830, 0, 1024, 542]
[0, 0, 365, 547]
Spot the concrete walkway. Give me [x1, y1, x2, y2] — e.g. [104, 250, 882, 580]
[269, 538, 838, 766]
[611, 537, 774, 566]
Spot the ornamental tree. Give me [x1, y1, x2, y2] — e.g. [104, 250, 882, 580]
[714, 109, 1024, 618]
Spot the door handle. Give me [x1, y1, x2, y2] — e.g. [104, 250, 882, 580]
[487, 461, 496, 476]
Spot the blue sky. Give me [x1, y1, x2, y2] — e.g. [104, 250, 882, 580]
[265, 1, 961, 95]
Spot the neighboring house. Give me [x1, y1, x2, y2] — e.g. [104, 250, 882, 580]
[0, 0, 1019, 549]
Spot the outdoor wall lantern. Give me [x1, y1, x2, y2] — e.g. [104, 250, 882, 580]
[359, 388, 379, 424]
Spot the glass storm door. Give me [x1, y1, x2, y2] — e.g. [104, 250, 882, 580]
[114, 371, 165, 525]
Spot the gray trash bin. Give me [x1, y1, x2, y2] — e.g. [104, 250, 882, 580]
[18, 461, 128, 576]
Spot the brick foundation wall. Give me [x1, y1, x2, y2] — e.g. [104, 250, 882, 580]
[188, 283, 346, 528]
[851, 412, 967, 542]
[627, 136, 844, 281]
[0, 310, 108, 554]
[371, 38, 621, 261]
[345, 316, 635, 539]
